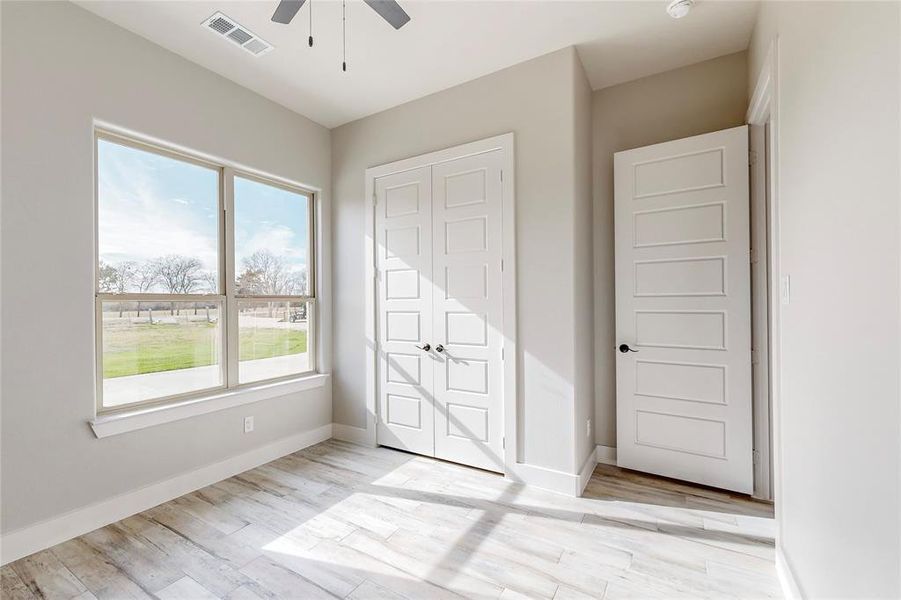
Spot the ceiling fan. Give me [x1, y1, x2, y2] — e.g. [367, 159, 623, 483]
[271, 0, 411, 30]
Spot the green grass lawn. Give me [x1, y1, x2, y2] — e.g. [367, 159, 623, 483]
[103, 320, 307, 379]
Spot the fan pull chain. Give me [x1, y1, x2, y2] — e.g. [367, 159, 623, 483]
[342, 0, 347, 72]
[308, 0, 313, 47]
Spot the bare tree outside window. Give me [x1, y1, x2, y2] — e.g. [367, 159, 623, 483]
[200, 271, 218, 294]
[135, 262, 159, 318]
[153, 254, 203, 314]
[236, 268, 264, 295]
[241, 249, 286, 295]
[136, 263, 159, 293]
[198, 271, 218, 318]
[237, 250, 308, 317]
[99, 261, 137, 316]
[98, 261, 118, 293]
[283, 270, 308, 296]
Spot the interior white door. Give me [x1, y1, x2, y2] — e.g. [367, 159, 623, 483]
[431, 151, 505, 473]
[375, 166, 436, 457]
[374, 150, 505, 474]
[614, 125, 753, 493]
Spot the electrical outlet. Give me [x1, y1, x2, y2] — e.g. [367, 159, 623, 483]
[586, 419, 591, 437]
[244, 416, 254, 433]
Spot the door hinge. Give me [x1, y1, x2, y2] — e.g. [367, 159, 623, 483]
[750, 249, 758, 264]
[500, 170, 504, 182]
[500, 259, 504, 272]
[749, 150, 757, 166]
[373, 192, 378, 205]
[752, 449, 760, 466]
[501, 347, 505, 361]
[502, 436, 505, 449]
[751, 348, 759, 365]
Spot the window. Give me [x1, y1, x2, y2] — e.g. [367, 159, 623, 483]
[232, 175, 314, 384]
[95, 131, 316, 412]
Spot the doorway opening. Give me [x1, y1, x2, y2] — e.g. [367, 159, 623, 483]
[611, 42, 780, 503]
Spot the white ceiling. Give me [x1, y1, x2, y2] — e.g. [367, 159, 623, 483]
[75, 0, 759, 128]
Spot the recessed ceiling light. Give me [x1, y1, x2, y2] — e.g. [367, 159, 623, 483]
[666, 0, 693, 19]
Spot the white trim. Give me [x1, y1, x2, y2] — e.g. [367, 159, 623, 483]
[93, 120, 324, 195]
[363, 133, 517, 469]
[363, 156, 379, 448]
[224, 167, 240, 389]
[747, 38, 781, 508]
[749, 123, 771, 501]
[0, 423, 333, 566]
[776, 546, 804, 600]
[331, 423, 373, 446]
[577, 448, 597, 495]
[747, 50, 774, 126]
[90, 374, 329, 438]
[506, 462, 582, 497]
[595, 445, 617, 466]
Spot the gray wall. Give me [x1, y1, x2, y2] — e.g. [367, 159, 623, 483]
[748, 3, 901, 597]
[591, 52, 749, 448]
[331, 47, 591, 474]
[0, 1, 333, 533]
[572, 56, 595, 470]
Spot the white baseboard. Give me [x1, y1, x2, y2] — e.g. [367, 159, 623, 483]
[596, 444, 617, 466]
[505, 446, 615, 497]
[776, 545, 804, 600]
[577, 447, 597, 495]
[331, 423, 373, 446]
[508, 462, 582, 496]
[0, 423, 333, 566]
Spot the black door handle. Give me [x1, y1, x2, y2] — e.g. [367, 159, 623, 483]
[435, 344, 445, 353]
[415, 343, 431, 352]
[618, 344, 638, 353]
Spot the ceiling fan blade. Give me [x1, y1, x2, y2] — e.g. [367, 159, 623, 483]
[271, 0, 306, 24]
[363, 0, 411, 30]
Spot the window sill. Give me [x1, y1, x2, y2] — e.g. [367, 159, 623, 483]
[89, 373, 330, 439]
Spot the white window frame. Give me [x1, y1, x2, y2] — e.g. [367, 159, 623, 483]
[94, 129, 318, 415]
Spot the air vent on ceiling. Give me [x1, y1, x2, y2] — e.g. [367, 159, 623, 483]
[202, 12, 273, 56]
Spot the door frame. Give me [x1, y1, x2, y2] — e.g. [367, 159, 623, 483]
[747, 36, 797, 600]
[747, 39, 781, 505]
[363, 133, 517, 475]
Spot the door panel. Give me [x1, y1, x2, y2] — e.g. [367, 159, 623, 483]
[376, 167, 435, 457]
[375, 150, 505, 474]
[432, 151, 505, 473]
[615, 126, 752, 493]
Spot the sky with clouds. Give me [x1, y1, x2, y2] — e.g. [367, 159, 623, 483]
[98, 139, 308, 293]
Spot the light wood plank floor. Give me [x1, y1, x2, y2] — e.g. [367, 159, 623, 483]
[2, 440, 779, 599]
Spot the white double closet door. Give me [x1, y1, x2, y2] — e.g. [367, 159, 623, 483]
[375, 150, 505, 473]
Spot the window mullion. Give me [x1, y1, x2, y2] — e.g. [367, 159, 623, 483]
[234, 295, 315, 301]
[223, 167, 239, 388]
[95, 293, 224, 302]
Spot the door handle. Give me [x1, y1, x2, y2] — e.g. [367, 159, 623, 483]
[435, 344, 445, 353]
[415, 343, 431, 352]
[618, 343, 638, 353]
